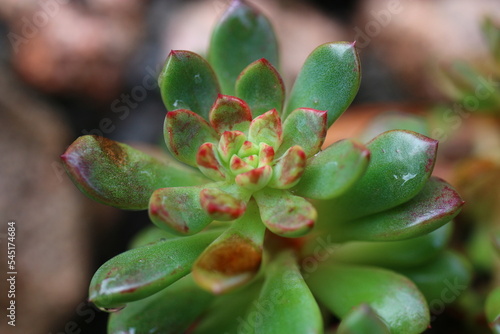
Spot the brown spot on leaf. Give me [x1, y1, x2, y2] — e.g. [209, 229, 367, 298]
[95, 136, 127, 166]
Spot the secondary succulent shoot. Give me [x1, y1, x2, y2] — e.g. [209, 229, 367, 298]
[61, 1, 469, 333]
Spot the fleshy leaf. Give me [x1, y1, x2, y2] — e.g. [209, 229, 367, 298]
[159, 50, 220, 119]
[324, 130, 438, 221]
[268, 145, 307, 189]
[397, 250, 471, 306]
[284, 42, 360, 127]
[254, 188, 316, 237]
[218, 131, 247, 163]
[235, 58, 285, 117]
[165, 109, 219, 167]
[337, 304, 391, 334]
[248, 109, 282, 151]
[209, 95, 252, 134]
[196, 142, 226, 181]
[61, 135, 207, 210]
[235, 165, 272, 191]
[199, 186, 247, 221]
[292, 139, 370, 200]
[310, 223, 452, 269]
[208, 0, 279, 95]
[193, 200, 265, 294]
[88, 229, 222, 309]
[243, 250, 323, 334]
[328, 177, 463, 242]
[306, 263, 430, 334]
[108, 275, 214, 334]
[278, 108, 327, 158]
[149, 186, 213, 235]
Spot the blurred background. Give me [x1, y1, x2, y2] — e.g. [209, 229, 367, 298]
[1, 0, 500, 333]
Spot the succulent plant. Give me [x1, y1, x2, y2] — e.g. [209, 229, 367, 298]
[61, 1, 469, 333]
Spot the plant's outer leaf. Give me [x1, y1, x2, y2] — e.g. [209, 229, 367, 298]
[248, 109, 283, 151]
[293, 139, 369, 200]
[164, 109, 219, 167]
[314, 223, 452, 269]
[243, 250, 323, 334]
[397, 250, 472, 306]
[208, 0, 279, 95]
[89, 229, 222, 309]
[327, 177, 463, 242]
[128, 226, 179, 249]
[209, 94, 252, 134]
[196, 142, 227, 181]
[337, 304, 391, 334]
[107, 275, 214, 334]
[268, 145, 307, 189]
[159, 50, 220, 119]
[360, 111, 430, 142]
[306, 263, 429, 334]
[149, 186, 212, 235]
[235, 58, 285, 117]
[486, 288, 500, 333]
[254, 188, 316, 237]
[278, 108, 327, 158]
[284, 42, 360, 127]
[193, 200, 265, 294]
[192, 279, 263, 334]
[324, 130, 438, 221]
[61, 135, 207, 210]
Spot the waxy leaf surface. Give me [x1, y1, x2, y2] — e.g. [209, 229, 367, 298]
[209, 95, 252, 134]
[89, 230, 221, 309]
[285, 42, 360, 127]
[61, 135, 207, 210]
[235, 58, 285, 117]
[159, 50, 220, 119]
[337, 304, 391, 334]
[208, 0, 279, 95]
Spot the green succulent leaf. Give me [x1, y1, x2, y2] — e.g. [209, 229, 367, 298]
[284, 42, 360, 127]
[328, 177, 463, 242]
[254, 188, 316, 237]
[209, 94, 252, 134]
[89, 229, 222, 309]
[397, 250, 472, 307]
[192, 200, 265, 294]
[325, 130, 438, 221]
[199, 186, 248, 221]
[306, 263, 430, 334]
[248, 109, 283, 151]
[360, 111, 430, 142]
[159, 50, 220, 119]
[164, 109, 219, 167]
[278, 108, 327, 158]
[486, 288, 500, 333]
[337, 304, 391, 334]
[208, 0, 279, 95]
[107, 275, 214, 334]
[235, 58, 285, 117]
[268, 145, 307, 189]
[61, 135, 207, 210]
[320, 223, 452, 269]
[196, 142, 227, 181]
[292, 139, 370, 200]
[243, 250, 323, 334]
[149, 186, 213, 235]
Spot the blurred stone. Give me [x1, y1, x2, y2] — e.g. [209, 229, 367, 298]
[162, 0, 348, 87]
[354, 0, 500, 100]
[0, 67, 118, 334]
[6, 0, 147, 102]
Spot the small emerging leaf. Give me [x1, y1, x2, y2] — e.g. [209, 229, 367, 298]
[248, 109, 283, 151]
[197, 142, 226, 181]
[254, 188, 316, 237]
[268, 145, 307, 189]
[193, 201, 265, 294]
[235, 165, 272, 191]
[235, 58, 285, 117]
[108, 275, 214, 334]
[159, 50, 220, 119]
[61, 136, 207, 210]
[208, 0, 279, 95]
[284, 42, 360, 127]
[209, 95, 252, 134]
[293, 139, 370, 200]
[89, 229, 222, 309]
